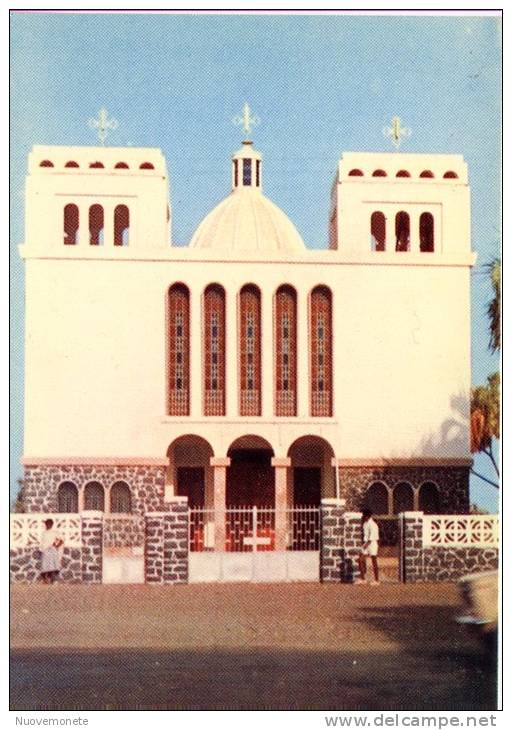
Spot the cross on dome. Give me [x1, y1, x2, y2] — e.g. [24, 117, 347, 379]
[233, 102, 260, 140]
[88, 108, 118, 146]
[383, 116, 412, 151]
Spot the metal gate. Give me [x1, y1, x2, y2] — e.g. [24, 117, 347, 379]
[102, 514, 144, 584]
[188, 506, 320, 583]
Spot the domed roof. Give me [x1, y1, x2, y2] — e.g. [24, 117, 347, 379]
[189, 188, 306, 255]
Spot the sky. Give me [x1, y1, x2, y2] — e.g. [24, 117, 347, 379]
[9, 11, 501, 511]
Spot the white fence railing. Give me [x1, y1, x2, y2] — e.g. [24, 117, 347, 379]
[190, 506, 320, 552]
[422, 515, 499, 548]
[10, 514, 82, 548]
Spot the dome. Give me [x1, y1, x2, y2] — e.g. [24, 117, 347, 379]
[189, 188, 306, 255]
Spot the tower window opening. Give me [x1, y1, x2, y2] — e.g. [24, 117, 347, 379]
[89, 161, 104, 169]
[419, 212, 435, 252]
[114, 205, 130, 246]
[65, 161, 79, 168]
[420, 170, 434, 178]
[348, 169, 364, 176]
[275, 285, 297, 416]
[89, 204, 104, 246]
[243, 159, 252, 186]
[256, 160, 261, 187]
[115, 162, 129, 169]
[396, 170, 410, 178]
[372, 169, 387, 177]
[168, 284, 190, 416]
[395, 211, 410, 251]
[310, 286, 333, 417]
[63, 204, 79, 246]
[371, 211, 386, 251]
[443, 171, 458, 179]
[233, 159, 238, 187]
[39, 160, 54, 168]
[140, 162, 155, 170]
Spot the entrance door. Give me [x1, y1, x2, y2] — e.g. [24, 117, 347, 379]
[177, 467, 204, 507]
[226, 449, 274, 507]
[293, 467, 321, 506]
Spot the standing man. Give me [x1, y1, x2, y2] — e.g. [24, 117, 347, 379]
[356, 508, 380, 585]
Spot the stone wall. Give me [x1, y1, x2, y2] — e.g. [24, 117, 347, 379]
[145, 498, 189, 584]
[103, 515, 144, 549]
[340, 465, 469, 514]
[81, 513, 103, 583]
[320, 498, 345, 583]
[10, 547, 82, 583]
[22, 464, 166, 514]
[341, 512, 363, 582]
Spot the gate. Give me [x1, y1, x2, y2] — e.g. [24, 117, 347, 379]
[188, 506, 320, 583]
[103, 514, 144, 584]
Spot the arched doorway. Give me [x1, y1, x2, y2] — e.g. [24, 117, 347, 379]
[226, 435, 274, 507]
[167, 435, 214, 508]
[287, 435, 335, 507]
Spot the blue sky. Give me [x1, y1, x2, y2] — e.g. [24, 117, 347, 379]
[10, 12, 501, 510]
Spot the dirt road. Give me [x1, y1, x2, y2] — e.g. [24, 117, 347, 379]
[10, 582, 497, 711]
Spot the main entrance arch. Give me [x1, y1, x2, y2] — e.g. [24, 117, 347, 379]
[288, 435, 335, 507]
[226, 435, 274, 507]
[167, 435, 214, 507]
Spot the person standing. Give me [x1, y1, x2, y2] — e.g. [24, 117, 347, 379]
[356, 508, 380, 585]
[39, 519, 64, 584]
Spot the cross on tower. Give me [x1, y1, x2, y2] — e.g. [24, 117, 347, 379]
[383, 116, 412, 150]
[88, 108, 119, 145]
[233, 102, 260, 138]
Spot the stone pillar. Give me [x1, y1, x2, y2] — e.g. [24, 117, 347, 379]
[210, 457, 230, 551]
[272, 457, 291, 550]
[400, 511, 424, 583]
[81, 511, 103, 583]
[320, 498, 346, 583]
[343, 511, 364, 582]
[145, 497, 189, 584]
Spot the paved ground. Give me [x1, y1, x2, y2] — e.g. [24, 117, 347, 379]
[10, 582, 498, 711]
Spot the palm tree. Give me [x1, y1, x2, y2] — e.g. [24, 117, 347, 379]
[486, 258, 500, 353]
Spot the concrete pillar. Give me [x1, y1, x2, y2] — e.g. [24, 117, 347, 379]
[104, 202, 114, 247]
[261, 290, 273, 418]
[320, 498, 345, 583]
[80, 511, 103, 583]
[78, 202, 89, 248]
[399, 511, 424, 583]
[78, 488, 85, 513]
[226, 289, 238, 417]
[272, 457, 291, 551]
[210, 457, 230, 551]
[190, 287, 202, 418]
[297, 289, 309, 417]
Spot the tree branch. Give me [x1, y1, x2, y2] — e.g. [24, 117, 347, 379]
[471, 468, 499, 489]
[485, 444, 500, 476]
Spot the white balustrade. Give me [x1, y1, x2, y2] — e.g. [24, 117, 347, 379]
[422, 515, 499, 549]
[10, 514, 82, 548]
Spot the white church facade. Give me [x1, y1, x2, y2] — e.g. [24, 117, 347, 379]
[19, 118, 476, 534]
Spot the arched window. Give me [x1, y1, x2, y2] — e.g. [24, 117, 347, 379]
[396, 170, 410, 178]
[57, 482, 78, 513]
[63, 204, 79, 245]
[140, 162, 154, 170]
[348, 169, 364, 177]
[114, 162, 129, 169]
[275, 285, 297, 416]
[168, 283, 190, 416]
[233, 159, 239, 187]
[395, 211, 410, 251]
[65, 161, 79, 168]
[419, 482, 441, 514]
[204, 284, 226, 416]
[310, 286, 332, 417]
[420, 170, 434, 178]
[372, 169, 387, 177]
[89, 161, 104, 169]
[114, 205, 130, 246]
[392, 482, 414, 514]
[243, 159, 252, 186]
[371, 211, 386, 251]
[110, 481, 132, 513]
[365, 482, 389, 515]
[443, 171, 458, 179]
[84, 482, 105, 511]
[419, 212, 434, 252]
[89, 204, 104, 246]
[240, 285, 261, 416]
[39, 160, 54, 168]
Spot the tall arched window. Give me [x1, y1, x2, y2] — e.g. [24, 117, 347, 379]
[168, 283, 190, 416]
[114, 205, 130, 246]
[365, 482, 389, 515]
[419, 482, 441, 514]
[63, 204, 79, 245]
[395, 211, 410, 251]
[420, 212, 434, 252]
[310, 286, 332, 417]
[239, 285, 261, 416]
[89, 204, 104, 246]
[275, 285, 297, 416]
[371, 211, 386, 251]
[392, 482, 414, 514]
[84, 482, 105, 511]
[204, 284, 226, 416]
[110, 481, 132, 513]
[57, 482, 79, 513]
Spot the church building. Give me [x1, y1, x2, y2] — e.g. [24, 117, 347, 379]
[19, 110, 475, 537]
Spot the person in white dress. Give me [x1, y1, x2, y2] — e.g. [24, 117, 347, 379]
[39, 519, 64, 584]
[356, 508, 380, 585]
